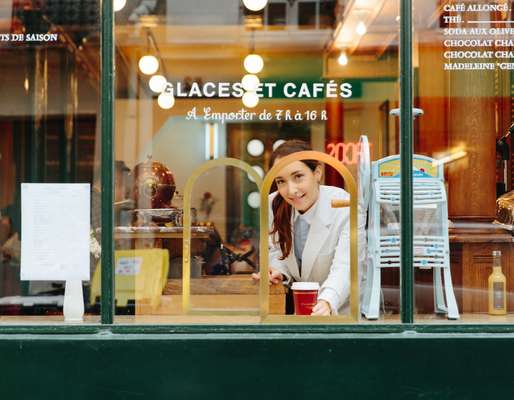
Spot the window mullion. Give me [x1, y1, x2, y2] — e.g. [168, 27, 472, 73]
[100, 0, 115, 324]
[400, 0, 414, 324]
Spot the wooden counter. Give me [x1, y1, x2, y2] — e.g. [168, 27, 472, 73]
[381, 223, 514, 315]
[449, 225, 514, 314]
[136, 275, 286, 315]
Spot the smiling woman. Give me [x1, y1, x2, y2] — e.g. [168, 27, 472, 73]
[257, 139, 351, 316]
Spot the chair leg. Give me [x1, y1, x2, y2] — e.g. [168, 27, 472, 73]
[433, 267, 447, 314]
[363, 264, 381, 320]
[443, 267, 460, 320]
[361, 259, 373, 315]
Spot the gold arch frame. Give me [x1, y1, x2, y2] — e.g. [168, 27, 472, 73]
[259, 151, 359, 323]
[182, 158, 263, 315]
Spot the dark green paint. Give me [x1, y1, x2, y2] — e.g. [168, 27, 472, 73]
[0, 9, 504, 398]
[1, 334, 514, 399]
[4, 323, 514, 335]
[400, 0, 414, 324]
[100, 0, 115, 324]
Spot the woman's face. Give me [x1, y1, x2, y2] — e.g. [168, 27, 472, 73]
[274, 159, 321, 212]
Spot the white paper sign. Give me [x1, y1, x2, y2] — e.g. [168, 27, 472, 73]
[21, 183, 90, 281]
[115, 257, 142, 276]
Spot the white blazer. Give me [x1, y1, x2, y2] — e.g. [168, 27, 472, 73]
[269, 185, 350, 314]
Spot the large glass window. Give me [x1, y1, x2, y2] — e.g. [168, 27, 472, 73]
[413, 0, 514, 323]
[113, 0, 401, 324]
[0, 0, 100, 323]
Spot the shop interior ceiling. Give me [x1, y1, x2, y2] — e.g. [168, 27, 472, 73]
[111, 0, 434, 96]
[3, 0, 448, 101]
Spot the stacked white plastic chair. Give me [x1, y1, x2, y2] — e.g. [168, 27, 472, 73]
[361, 154, 459, 320]
[357, 136, 371, 300]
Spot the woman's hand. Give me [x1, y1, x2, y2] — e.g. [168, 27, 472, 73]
[311, 300, 331, 316]
[251, 268, 284, 285]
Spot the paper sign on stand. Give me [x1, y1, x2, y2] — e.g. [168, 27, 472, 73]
[21, 183, 90, 322]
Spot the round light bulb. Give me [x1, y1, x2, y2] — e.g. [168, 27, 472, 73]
[338, 51, 348, 66]
[242, 74, 260, 91]
[242, 91, 259, 108]
[247, 139, 264, 157]
[138, 55, 159, 75]
[114, 0, 126, 12]
[272, 139, 285, 151]
[243, 0, 268, 12]
[157, 92, 175, 109]
[248, 165, 264, 183]
[149, 75, 167, 93]
[244, 54, 264, 74]
[247, 192, 261, 209]
[356, 21, 367, 36]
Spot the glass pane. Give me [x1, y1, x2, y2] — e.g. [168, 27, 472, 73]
[298, 2, 317, 29]
[413, 0, 514, 323]
[267, 3, 286, 28]
[114, 0, 400, 324]
[319, 0, 336, 29]
[0, 0, 100, 323]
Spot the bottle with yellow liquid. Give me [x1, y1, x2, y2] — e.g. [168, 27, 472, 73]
[488, 250, 507, 315]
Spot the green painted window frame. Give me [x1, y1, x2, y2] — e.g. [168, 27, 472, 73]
[3, 0, 512, 335]
[69, 0, 514, 333]
[99, 0, 414, 328]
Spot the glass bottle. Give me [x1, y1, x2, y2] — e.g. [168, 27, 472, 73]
[488, 250, 507, 315]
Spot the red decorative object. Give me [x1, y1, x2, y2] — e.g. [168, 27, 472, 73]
[133, 156, 176, 209]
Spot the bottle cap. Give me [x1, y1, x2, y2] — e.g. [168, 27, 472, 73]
[493, 250, 502, 257]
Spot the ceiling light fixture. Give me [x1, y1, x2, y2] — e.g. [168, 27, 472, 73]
[243, 0, 268, 12]
[242, 74, 260, 91]
[139, 55, 158, 75]
[338, 50, 348, 66]
[114, 0, 126, 12]
[149, 74, 167, 93]
[138, 29, 160, 75]
[247, 139, 265, 156]
[244, 54, 264, 74]
[157, 92, 175, 109]
[356, 21, 367, 36]
[242, 91, 259, 108]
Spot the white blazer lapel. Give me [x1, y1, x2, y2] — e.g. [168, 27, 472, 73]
[299, 189, 333, 280]
[286, 246, 301, 281]
[284, 212, 301, 280]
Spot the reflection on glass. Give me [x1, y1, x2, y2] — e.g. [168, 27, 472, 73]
[298, 2, 317, 28]
[0, 0, 100, 322]
[413, 0, 514, 323]
[267, 3, 287, 27]
[114, 0, 399, 324]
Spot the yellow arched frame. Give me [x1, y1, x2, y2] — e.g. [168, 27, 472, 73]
[183, 158, 263, 315]
[260, 151, 359, 323]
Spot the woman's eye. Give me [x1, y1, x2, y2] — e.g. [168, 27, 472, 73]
[275, 179, 284, 185]
[294, 174, 303, 180]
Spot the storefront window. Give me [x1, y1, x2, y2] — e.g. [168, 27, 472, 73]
[0, 0, 100, 322]
[114, 0, 401, 324]
[412, 0, 514, 323]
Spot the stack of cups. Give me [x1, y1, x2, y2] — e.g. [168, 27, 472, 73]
[291, 282, 320, 315]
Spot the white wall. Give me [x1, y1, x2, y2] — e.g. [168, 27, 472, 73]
[123, 112, 228, 240]
[166, 0, 240, 25]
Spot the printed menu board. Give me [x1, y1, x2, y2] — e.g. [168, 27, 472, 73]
[21, 184, 90, 281]
[443, 2, 514, 71]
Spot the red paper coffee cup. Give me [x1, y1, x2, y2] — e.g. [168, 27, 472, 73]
[292, 282, 320, 315]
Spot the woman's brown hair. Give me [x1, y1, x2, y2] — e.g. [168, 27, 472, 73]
[269, 139, 319, 259]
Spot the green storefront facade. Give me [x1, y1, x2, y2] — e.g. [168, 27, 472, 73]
[2, 0, 514, 398]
